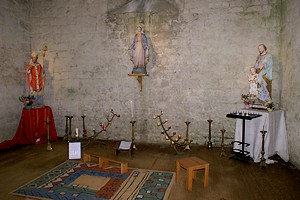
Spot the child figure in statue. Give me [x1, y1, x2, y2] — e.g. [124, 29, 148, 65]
[248, 67, 258, 98]
[25, 52, 45, 108]
[130, 26, 149, 74]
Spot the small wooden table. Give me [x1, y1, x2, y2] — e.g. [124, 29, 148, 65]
[176, 156, 209, 191]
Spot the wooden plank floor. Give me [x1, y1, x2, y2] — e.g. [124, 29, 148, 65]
[1, 138, 300, 200]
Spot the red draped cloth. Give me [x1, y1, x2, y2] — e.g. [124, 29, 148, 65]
[0, 106, 57, 149]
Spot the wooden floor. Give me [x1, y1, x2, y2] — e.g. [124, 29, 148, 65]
[1, 138, 300, 200]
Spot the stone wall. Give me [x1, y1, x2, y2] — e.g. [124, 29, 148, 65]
[280, 0, 300, 168]
[27, 0, 282, 146]
[1, 0, 287, 150]
[0, 0, 30, 142]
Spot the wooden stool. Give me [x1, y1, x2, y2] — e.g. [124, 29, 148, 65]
[83, 152, 128, 174]
[176, 156, 209, 191]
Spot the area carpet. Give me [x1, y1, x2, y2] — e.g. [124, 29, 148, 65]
[11, 161, 175, 200]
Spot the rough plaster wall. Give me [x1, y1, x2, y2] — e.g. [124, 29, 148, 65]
[0, 0, 31, 142]
[28, 0, 282, 146]
[280, 0, 300, 168]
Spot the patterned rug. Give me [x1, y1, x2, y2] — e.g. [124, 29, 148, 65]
[11, 161, 175, 200]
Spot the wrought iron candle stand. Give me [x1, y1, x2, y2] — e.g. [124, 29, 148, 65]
[81, 115, 87, 137]
[207, 118, 213, 150]
[64, 116, 73, 142]
[153, 111, 193, 154]
[260, 126, 267, 169]
[81, 109, 120, 148]
[220, 127, 226, 157]
[130, 120, 137, 150]
[64, 116, 69, 141]
[46, 117, 53, 151]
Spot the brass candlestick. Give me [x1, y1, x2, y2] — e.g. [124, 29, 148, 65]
[220, 127, 226, 157]
[207, 119, 213, 150]
[46, 117, 53, 151]
[184, 121, 191, 151]
[130, 120, 137, 150]
[260, 126, 267, 169]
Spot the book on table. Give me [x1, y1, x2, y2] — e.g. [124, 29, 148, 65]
[118, 141, 132, 150]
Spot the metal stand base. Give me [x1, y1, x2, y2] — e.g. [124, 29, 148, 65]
[230, 152, 250, 163]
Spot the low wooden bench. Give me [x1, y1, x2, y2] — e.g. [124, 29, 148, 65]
[83, 152, 128, 174]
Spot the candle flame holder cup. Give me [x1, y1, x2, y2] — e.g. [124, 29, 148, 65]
[154, 111, 193, 154]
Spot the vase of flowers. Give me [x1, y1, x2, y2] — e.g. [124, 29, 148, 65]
[19, 95, 35, 110]
[241, 93, 255, 108]
[265, 101, 274, 112]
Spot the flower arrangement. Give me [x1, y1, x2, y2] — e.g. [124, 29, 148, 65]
[19, 95, 35, 108]
[264, 101, 275, 111]
[241, 93, 255, 106]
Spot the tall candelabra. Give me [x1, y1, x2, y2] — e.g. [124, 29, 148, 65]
[64, 109, 120, 148]
[130, 120, 137, 150]
[260, 126, 267, 169]
[154, 111, 193, 154]
[46, 117, 53, 151]
[207, 118, 213, 150]
[220, 127, 226, 157]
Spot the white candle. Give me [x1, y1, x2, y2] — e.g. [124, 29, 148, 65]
[131, 100, 134, 119]
[75, 128, 79, 137]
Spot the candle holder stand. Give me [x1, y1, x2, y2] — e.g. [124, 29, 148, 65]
[46, 117, 53, 151]
[64, 116, 69, 141]
[63, 116, 73, 142]
[184, 121, 192, 151]
[220, 128, 226, 157]
[154, 111, 193, 154]
[130, 120, 137, 150]
[64, 109, 120, 149]
[207, 119, 213, 150]
[81, 115, 87, 137]
[260, 127, 267, 169]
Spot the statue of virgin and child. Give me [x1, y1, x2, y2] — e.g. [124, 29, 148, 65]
[248, 44, 273, 104]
